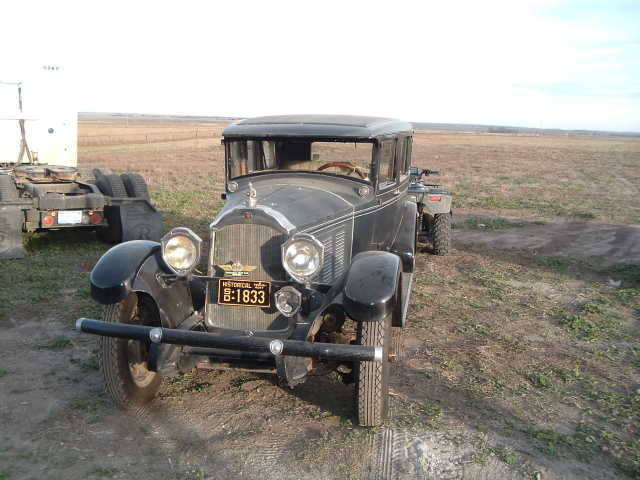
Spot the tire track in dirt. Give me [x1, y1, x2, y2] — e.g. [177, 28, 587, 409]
[361, 379, 524, 480]
[246, 433, 290, 471]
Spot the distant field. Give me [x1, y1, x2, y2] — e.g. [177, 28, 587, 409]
[0, 117, 638, 480]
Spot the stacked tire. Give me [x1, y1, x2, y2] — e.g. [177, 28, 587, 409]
[95, 172, 162, 244]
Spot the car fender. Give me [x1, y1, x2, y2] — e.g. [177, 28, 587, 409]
[90, 240, 194, 328]
[390, 200, 417, 273]
[422, 193, 452, 215]
[342, 251, 401, 323]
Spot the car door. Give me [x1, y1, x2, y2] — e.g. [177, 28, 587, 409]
[372, 137, 402, 249]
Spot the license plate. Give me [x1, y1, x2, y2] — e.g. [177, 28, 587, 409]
[57, 210, 83, 224]
[218, 279, 271, 307]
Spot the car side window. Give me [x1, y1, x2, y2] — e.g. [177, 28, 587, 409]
[397, 137, 408, 180]
[403, 137, 412, 175]
[378, 139, 396, 187]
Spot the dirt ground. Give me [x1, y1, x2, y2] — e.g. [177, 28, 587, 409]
[1, 118, 638, 479]
[453, 213, 640, 266]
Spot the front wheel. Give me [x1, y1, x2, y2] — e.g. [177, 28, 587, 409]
[99, 293, 162, 409]
[355, 318, 390, 426]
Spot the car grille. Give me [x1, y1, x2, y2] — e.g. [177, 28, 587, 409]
[207, 223, 287, 331]
[206, 221, 352, 331]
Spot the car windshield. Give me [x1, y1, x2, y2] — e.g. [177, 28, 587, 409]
[227, 139, 373, 182]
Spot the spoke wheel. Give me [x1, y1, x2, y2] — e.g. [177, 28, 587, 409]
[99, 293, 162, 409]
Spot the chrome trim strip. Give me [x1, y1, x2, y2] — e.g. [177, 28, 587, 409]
[210, 203, 296, 234]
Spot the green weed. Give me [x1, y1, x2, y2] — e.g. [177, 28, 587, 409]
[37, 337, 72, 350]
[525, 370, 555, 390]
[498, 176, 540, 185]
[536, 256, 591, 272]
[80, 356, 100, 371]
[90, 467, 121, 478]
[394, 400, 443, 429]
[559, 311, 622, 340]
[454, 217, 533, 230]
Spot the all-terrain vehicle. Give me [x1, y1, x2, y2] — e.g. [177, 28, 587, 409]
[408, 167, 452, 255]
[76, 115, 417, 427]
[0, 75, 162, 259]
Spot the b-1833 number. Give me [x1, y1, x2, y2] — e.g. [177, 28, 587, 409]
[217, 279, 271, 307]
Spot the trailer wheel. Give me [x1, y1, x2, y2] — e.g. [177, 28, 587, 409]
[99, 293, 162, 410]
[121, 173, 151, 202]
[0, 175, 25, 259]
[96, 174, 127, 243]
[431, 213, 451, 255]
[355, 316, 390, 426]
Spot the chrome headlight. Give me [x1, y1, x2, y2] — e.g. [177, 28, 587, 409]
[161, 227, 202, 276]
[281, 233, 324, 283]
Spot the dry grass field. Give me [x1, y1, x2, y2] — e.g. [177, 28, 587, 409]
[0, 117, 639, 480]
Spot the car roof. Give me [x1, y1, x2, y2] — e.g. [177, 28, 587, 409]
[223, 114, 413, 140]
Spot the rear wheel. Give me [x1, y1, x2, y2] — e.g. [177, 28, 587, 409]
[99, 293, 162, 409]
[431, 213, 451, 255]
[96, 174, 127, 243]
[355, 317, 390, 426]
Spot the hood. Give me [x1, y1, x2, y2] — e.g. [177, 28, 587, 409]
[213, 183, 355, 233]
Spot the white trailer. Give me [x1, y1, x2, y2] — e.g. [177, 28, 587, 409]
[0, 66, 77, 167]
[0, 66, 162, 259]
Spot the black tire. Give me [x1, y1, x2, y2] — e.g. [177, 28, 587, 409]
[77, 166, 98, 184]
[418, 213, 431, 244]
[432, 213, 451, 256]
[94, 167, 113, 178]
[389, 327, 404, 363]
[96, 174, 127, 243]
[121, 173, 151, 202]
[99, 293, 162, 409]
[96, 174, 127, 198]
[355, 317, 390, 427]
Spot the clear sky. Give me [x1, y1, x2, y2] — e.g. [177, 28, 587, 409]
[2, 0, 639, 132]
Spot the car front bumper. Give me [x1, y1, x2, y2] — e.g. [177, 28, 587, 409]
[75, 318, 382, 363]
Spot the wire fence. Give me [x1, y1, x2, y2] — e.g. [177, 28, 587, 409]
[78, 129, 220, 146]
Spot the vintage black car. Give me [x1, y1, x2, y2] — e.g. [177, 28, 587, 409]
[77, 115, 417, 426]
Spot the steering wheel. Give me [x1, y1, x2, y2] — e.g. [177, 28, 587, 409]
[317, 162, 367, 179]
